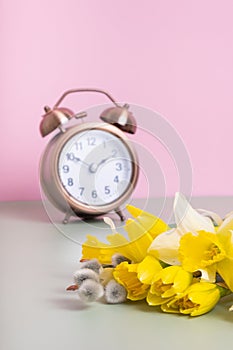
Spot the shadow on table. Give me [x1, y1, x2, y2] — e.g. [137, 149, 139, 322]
[48, 295, 91, 311]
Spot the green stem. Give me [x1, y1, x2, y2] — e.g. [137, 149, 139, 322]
[217, 284, 232, 298]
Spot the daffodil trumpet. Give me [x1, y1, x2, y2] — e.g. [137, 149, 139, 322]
[67, 193, 233, 316]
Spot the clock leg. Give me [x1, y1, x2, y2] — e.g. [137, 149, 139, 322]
[114, 207, 125, 222]
[63, 211, 72, 224]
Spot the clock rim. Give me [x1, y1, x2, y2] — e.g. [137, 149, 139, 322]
[41, 122, 139, 217]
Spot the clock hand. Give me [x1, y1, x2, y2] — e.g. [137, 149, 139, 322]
[73, 156, 90, 167]
[97, 149, 117, 168]
[89, 149, 117, 174]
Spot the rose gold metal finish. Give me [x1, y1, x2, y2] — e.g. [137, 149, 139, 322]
[40, 122, 139, 219]
[115, 207, 126, 221]
[53, 88, 120, 108]
[74, 111, 88, 119]
[40, 88, 137, 137]
[100, 105, 137, 134]
[40, 107, 74, 137]
[40, 88, 139, 220]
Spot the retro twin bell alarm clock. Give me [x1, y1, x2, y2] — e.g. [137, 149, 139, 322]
[39, 88, 139, 223]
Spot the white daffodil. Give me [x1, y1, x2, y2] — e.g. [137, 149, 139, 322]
[148, 192, 215, 266]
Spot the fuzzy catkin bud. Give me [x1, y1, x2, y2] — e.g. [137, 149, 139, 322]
[74, 268, 99, 286]
[111, 254, 131, 267]
[80, 259, 102, 274]
[105, 279, 127, 304]
[78, 279, 104, 302]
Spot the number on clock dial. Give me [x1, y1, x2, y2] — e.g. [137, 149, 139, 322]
[58, 129, 133, 206]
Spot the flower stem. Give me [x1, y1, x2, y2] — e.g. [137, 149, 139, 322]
[217, 284, 232, 298]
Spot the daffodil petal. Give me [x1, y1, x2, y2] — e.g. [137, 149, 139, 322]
[124, 218, 147, 240]
[147, 292, 171, 306]
[126, 204, 144, 218]
[148, 193, 218, 266]
[159, 265, 181, 284]
[82, 225, 155, 264]
[82, 235, 115, 264]
[218, 213, 233, 235]
[217, 258, 233, 292]
[199, 268, 217, 283]
[179, 231, 225, 272]
[161, 282, 220, 316]
[174, 192, 215, 233]
[113, 262, 149, 301]
[137, 256, 162, 284]
[106, 233, 128, 246]
[197, 208, 223, 226]
[82, 244, 116, 264]
[173, 269, 193, 292]
[148, 228, 181, 265]
[126, 204, 169, 239]
[188, 284, 220, 316]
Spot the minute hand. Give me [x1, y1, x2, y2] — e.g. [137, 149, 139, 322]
[73, 156, 89, 167]
[89, 150, 117, 173]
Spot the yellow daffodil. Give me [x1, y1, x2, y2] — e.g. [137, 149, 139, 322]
[148, 193, 215, 265]
[113, 261, 149, 301]
[146, 266, 193, 306]
[161, 282, 221, 316]
[82, 227, 155, 265]
[179, 231, 225, 272]
[113, 256, 162, 301]
[81, 234, 125, 264]
[81, 209, 168, 264]
[214, 213, 233, 290]
[126, 204, 169, 239]
[72, 193, 233, 316]
[137, 255, 163, 284]
[179, 229, 233, 291]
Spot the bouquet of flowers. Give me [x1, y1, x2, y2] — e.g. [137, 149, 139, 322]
[66, 193, 233, 316]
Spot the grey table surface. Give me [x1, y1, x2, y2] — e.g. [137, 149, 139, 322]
[1, 197, 233, 350]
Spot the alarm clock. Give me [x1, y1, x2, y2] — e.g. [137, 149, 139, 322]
[39, 88, 139, 223]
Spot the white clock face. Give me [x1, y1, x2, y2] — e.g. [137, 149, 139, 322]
[58, 129, 134, 206]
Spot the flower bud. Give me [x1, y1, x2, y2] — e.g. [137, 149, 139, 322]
[74, 268, 99, 286]
[105, 279, 127, 304]
[78, 279, 104, 302]
[80, 259, 102, 274]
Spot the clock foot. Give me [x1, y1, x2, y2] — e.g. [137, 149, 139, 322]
[63, 211, 72, 224]
[115, 208, 125, 221]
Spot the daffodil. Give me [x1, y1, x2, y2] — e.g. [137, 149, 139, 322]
[215, 213, 233, 290]
[146, 266, 193, 306]
[137, 255, 163, 284]
[82, 229, 154, 265]
[179, 229, 233, 291]
[81, 212, 168, 264]
[148, 193, 215, 265]
[161, 282, 221, 316]
[113, 261, 149, 301]
[179, 231, 225, 275]
[113, 255, 162, 301]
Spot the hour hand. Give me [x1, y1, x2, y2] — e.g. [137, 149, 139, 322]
[89, 150, 117, 173]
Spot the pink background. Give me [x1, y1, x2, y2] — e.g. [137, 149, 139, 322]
[1, 0, 233, 201]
